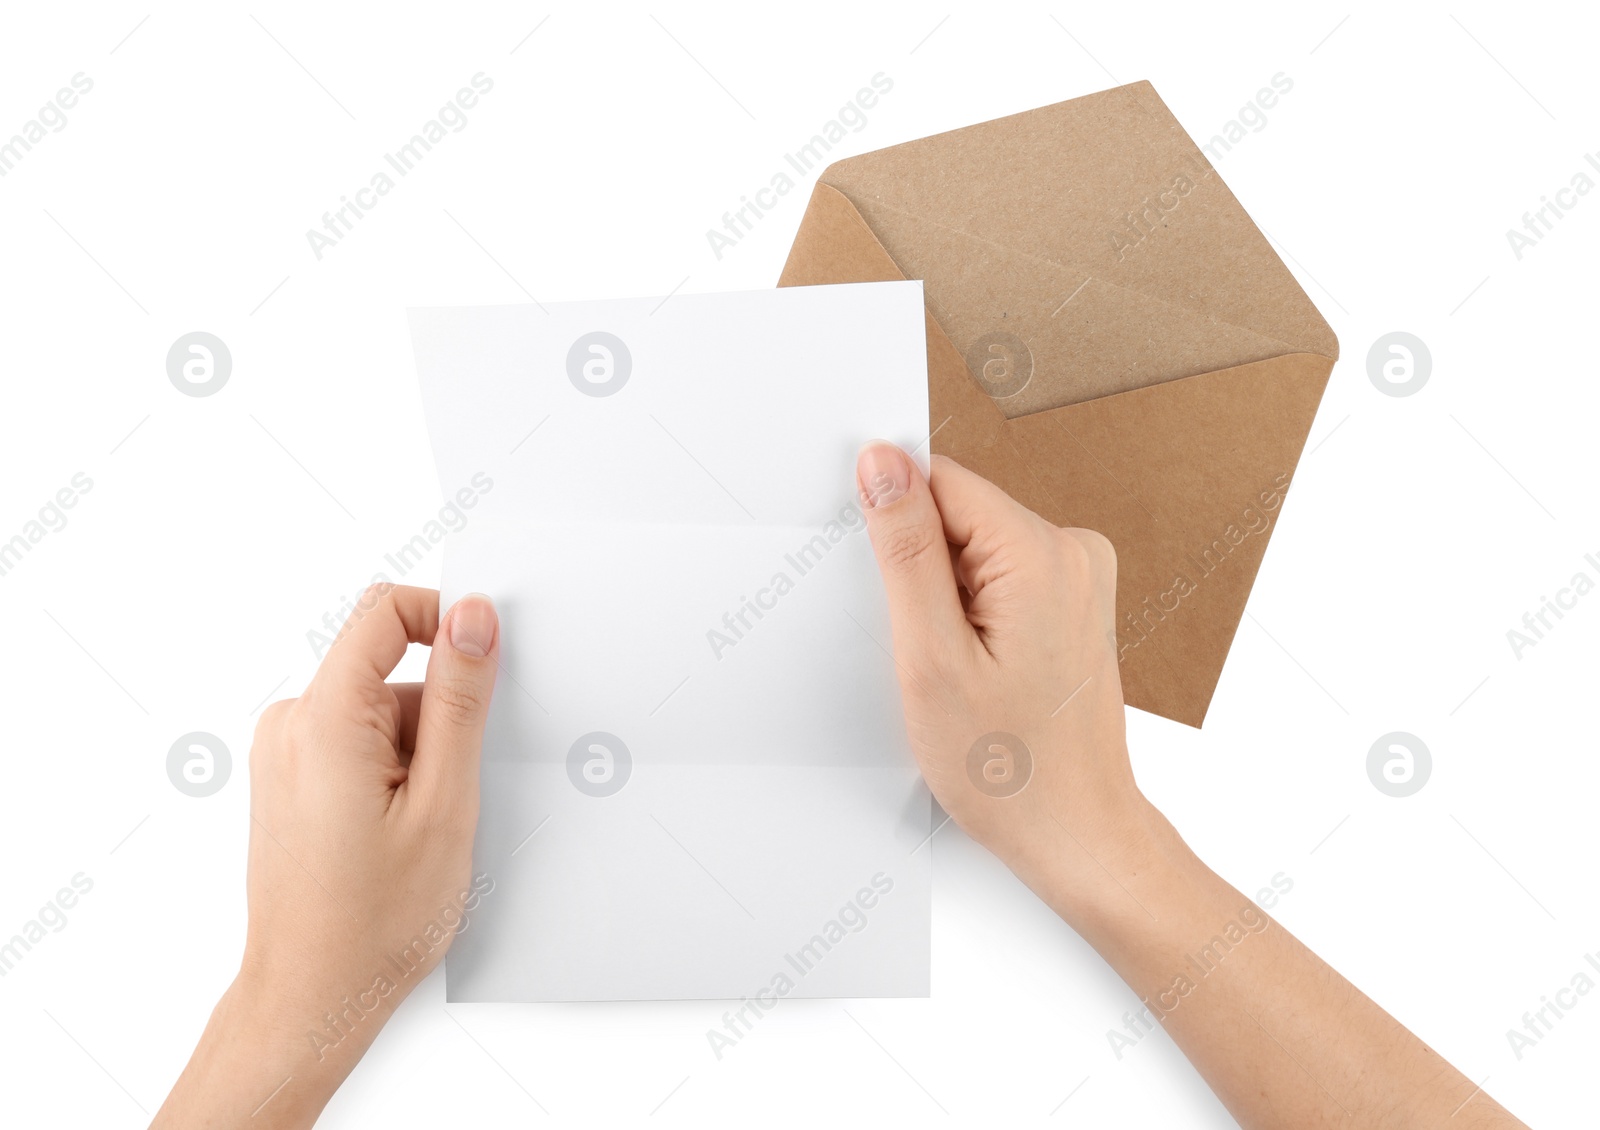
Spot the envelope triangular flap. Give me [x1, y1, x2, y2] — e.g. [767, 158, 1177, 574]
[860, 203, 1301, 417]
[813, 80, 1336, 410]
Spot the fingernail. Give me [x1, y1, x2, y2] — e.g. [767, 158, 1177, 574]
[449, 593, 497, 658]
[857, 442, 910, 509]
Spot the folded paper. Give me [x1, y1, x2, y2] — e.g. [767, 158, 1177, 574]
[412, 282, 932, 1001]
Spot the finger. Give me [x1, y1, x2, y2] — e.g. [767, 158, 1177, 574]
[926, 454, 1053, 550]
[928, 455, 1064, 600]
[857, 442, 973, 667]
[1065, 527, 1118, 585]
[409, 593, 499, 814]
[313, 584, 441, 699]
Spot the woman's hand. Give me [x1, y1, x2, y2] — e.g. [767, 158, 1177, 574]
[855, 443, 1158, 910]
[152, 585, 500, 1129]
[855, 442, 1525, 1129]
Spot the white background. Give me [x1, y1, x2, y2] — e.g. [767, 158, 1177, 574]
[0, 1, 1595, 1126]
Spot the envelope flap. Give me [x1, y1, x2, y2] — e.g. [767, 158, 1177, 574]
[816, 81, 1338, 408]
[835, 199, 1314, 418]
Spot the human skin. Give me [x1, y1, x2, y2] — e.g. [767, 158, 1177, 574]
[151, 586, 502, 1128]
[154, 449, 1527, 1128]
[852, 442, 1526, 1129]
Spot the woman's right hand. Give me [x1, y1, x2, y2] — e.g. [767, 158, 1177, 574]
[854, 442, 1528, 1130]
[854, 443, 1160, 911]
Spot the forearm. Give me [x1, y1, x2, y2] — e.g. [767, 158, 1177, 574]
[1012, 797, 1525, 1129]
[151, 970, 370, 1130]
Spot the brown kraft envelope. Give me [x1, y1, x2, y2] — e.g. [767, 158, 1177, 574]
[777, 80, 1339, 728]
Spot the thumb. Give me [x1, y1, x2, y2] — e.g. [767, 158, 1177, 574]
[857, 442, 972, 673]
[412, 592, 500, 812]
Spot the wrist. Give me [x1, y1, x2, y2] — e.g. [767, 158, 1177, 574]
[151, 972, 345, 1129]
[1004, 790, 1199, 936]
[224, 977, 338, 1125]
